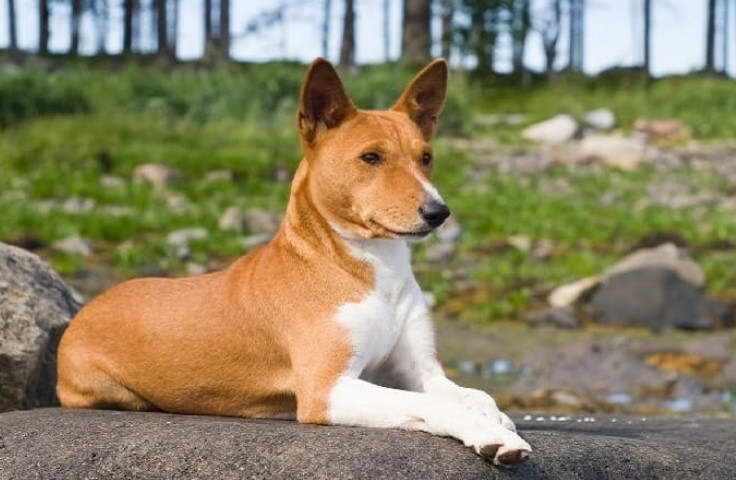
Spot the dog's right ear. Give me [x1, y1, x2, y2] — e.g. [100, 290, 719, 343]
[297, 58, 357, 145]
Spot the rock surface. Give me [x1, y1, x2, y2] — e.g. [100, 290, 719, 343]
[0, 244, 80, 412]
[0, 409, 734, 479]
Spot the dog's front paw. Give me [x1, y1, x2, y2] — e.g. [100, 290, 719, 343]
[459, 388, 517, 432]
[464, 425, 531, 466]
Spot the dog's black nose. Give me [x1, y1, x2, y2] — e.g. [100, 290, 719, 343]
[419, 201, 451, 228]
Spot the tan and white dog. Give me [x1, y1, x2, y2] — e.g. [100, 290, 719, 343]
[57, 58, 531, 465]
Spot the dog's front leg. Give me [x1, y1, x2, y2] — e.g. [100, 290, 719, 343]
[387, 298, 518, 433]
[326, 376, 530, 465]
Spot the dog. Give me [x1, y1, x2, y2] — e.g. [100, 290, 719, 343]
[57, 58, 531, 466]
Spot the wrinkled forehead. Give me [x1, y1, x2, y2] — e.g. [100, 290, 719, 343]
[331, 110, 428, 152]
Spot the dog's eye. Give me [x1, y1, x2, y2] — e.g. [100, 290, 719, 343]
[421, 152, 432, 166]
[360, 152, 382, 165]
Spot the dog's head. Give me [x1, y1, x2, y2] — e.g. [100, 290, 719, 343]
[296, 58, 450, 240]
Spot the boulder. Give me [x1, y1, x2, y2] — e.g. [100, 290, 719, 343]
[1, 409, 735, 479]
[526, 307, 580, 329]
[635, 118, 693, 143]
[583, 108, 616, 130]
[522, 115, 578, 144]
[577, 135, 646, 171]
[547, 243, 705, 308]
[0, 244, 80, 412]
[244, 208, 280, 234]
[588, 267, 729, 330]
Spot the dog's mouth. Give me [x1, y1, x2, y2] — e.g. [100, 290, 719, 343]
[369, 220, 433, 239]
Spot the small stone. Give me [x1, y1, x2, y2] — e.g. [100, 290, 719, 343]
[167, 228, 208, 247]
[100, 175, 126, 188]
[218, 206, 245, 232]
[62, 197, 96, 214]
[522, 114, 578, 144]
[100, 205, 135, 217]
[52, 234, 92, 257]
[133, 164, 183, 191]
[164, 194, 192, 215]
[583, 108, 616, 130]
[244, 208, 279, 234]
[186, 263, 207, 276]
[425, 242, 455, 263]
[507, 235, 532, 253]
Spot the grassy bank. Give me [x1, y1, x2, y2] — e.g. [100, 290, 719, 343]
[2, 62, 736, 320]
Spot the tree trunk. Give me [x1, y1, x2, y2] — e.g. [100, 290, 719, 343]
[156, 0, 168, 57]
[470, 5, 489, 74]
[339, 0, 355, 67]
[323, 0, 331, 57]
[95, 0, 109, 54]
[706, 0, 717, 71]
[722, 0, 729, 73]
[511, 0, 531, 76]
[643, 0, 651, 74]
[123, 0, 134, 54]
[440, 0, 453, 60]
[401, 0, 431, 64]
[171, 0, 179, 57]
[219, 0, 230, 59]
[38, 0, 50, 54]
[7, 0, 17, 51]
[542, 0, 562, 76]
[383, 0, 390, 61]
[70, 0, 82, 55]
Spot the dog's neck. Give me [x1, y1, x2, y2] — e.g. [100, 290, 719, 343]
[274, 159, 411, 278]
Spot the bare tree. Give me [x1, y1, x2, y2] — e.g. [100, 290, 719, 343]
[156, 0, 169, 57]
[94, 0, 109, 54]
[643, 0, 652, 74]
[220, 0, 230, 59]
[540, 0, 562, 75]
[39, 0, 50, 54]
[722, 0, 729, 73]
[70, 0, 82, 54]
[123, 0, 134, 54]
[706, 0, 717, 71]
[171, 0, 179, 57]
[7, 0, 17, 52]
[567, 0, 584, 71]
[440, 0, 454, 60]
[401, 0, 431, 64]
[339, 0, 355, 67]
[510, 0, 531, 77]
[323, 0, 332, 57]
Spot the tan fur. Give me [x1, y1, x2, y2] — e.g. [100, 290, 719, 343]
[57, 58, 447, 424]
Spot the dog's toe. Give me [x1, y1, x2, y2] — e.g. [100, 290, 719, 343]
[494, 447, 531, 466]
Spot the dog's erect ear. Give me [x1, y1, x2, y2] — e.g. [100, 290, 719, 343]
[297, 58, 356, 144]
[391, 59, 448, 140]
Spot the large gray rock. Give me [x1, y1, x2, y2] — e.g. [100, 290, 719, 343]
[0, 243, 80, 412]
[589, 267, 729, 330]
[1, 409, 735, 479]
[522, 114, 578, 144]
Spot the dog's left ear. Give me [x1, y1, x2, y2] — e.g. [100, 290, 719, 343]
[392, 59, 448, 140]
[298, 58, 357, 145]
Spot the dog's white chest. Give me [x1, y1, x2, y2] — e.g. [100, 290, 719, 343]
[333, 238, 424, 375]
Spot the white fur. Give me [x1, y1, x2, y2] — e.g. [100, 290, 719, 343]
[326, 235, 530, 464]
[417, 176, 445, 204]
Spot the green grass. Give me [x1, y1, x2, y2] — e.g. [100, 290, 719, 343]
[1, 62, 736, 321]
